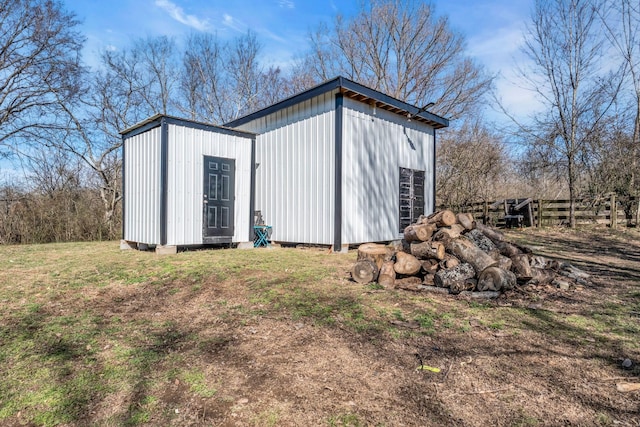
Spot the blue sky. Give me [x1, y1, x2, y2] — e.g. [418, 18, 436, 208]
[65, 0, 537, 123]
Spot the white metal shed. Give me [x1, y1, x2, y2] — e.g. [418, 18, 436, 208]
[120, 115, 256, 252]
[225, 76, 449, 252]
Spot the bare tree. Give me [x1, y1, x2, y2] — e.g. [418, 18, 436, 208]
[179, 31, 290, 124]
[297, 0, 493, 119]
[180, 33, 225, 122]
[600, 0, 640, 197]
[436, 119, 510, 208]
[519, 0, 619, 227]
[0, 0, 83, 151]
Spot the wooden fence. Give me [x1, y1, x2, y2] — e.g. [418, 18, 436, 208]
[439, 195, 640, 229]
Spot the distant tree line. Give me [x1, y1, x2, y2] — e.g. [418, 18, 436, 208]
[1, 0, 639, 244]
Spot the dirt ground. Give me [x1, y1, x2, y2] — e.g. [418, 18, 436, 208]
[4, 227, 639, 426]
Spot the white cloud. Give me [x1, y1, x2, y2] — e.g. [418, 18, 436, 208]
[155, 0, 210, 31]
[277, 0, 295, 8]
[222, 13, 244, 32]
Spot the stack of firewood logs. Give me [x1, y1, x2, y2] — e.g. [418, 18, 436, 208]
[351, 210, 590, 296]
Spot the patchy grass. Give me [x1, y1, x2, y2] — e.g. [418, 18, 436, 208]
[1, 229, 640, 426]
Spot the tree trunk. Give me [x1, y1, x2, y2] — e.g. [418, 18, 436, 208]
[421, 258, 440, 274]
[511, 253, 533, 282]
[351, 259, 379, 284]
[489, 251, 513, 271]
[410, 241, 445, 260]
[477, 267, 516, 291]
[496, 241, 523, 258]
[394, 251, 422, 275]
[425, 209, 457, 227]
[404, 223, 436, 242]
[378, 260, 396, 289]
[439, 253, 460, 270]
[446, 237, 498, 274]
[464, 229, 497, 252]
[475, 222, 506, 243]
[394, 276, 423, 291]
[433, 223, 465, 241]
[434, 262, 475, 290]
[456, 212, 475, 230]
[530, 267, 555, 285]
[357, 243, 392, 270]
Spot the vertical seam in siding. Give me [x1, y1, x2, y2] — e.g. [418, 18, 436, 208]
[121, 135, 126, 240]
[249, 137, 256, 241]
[160, 117, 168, 246]
[334, 93, 343, 251]
[432, 130, 436, 214]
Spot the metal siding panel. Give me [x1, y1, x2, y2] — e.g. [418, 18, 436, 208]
[124, 127, 161, 244]
[165, 124, 253, 246]
[341, 98, 434, 244]
[248, 91, 336, 245]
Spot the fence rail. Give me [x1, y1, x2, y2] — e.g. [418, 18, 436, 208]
[439, 195, 640, 228]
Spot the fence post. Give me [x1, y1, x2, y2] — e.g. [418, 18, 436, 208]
[483, 201, 489, 225]
[610, 193, 617, 229]
[537, 199, 544, 228]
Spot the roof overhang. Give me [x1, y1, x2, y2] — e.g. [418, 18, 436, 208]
[224, 76, 449, 129]
[120, 113, 257, 139]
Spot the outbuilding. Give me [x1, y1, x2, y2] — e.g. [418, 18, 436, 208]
[225, 76, 448, 252]
[120, 115, 256, 253]
[120, 77, 448, 253]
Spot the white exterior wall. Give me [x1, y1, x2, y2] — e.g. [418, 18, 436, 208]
[342, 98, 435, 244]
[123, 126, 162, 245]
[238, 91, 337, 245]
[166, 123, 253, 245]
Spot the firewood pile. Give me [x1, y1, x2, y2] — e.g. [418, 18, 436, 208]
[350, 210, 591, 297]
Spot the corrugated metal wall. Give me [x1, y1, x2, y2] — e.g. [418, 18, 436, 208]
[123, 126, 162, 244]
[166, 124, 253, 245]
[342, 98, 435, 244]
[238, 91, 337, 245]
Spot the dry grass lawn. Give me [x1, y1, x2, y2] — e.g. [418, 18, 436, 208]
[0, 227, 639, 426]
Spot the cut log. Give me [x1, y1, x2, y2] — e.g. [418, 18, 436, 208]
[477, 267, 516, 292]
[465, 229, 497, 253]
[410, 241, 446, 260]
[446, 237, 498, 275]
[427, 209, 457, 227]
[433, 223, 465, 241]
[456, 212, 476, 230]
[529, 255, 549, 269]
[394, 251, 422, 275]
[511, 254, 533, 282]
[351, 259, 379, 284]
[475, 222, 506, 243]
[404, 223, 436, 242]
[494, 253, 513, 271]
[434, 263, 475, 289]
[421, 258, 440, 274]
[378, 260, 396, 289]
[423, 273, 435, 286]
[357, 243, 393, 270]
[421, 285, 451, 295]
[394, 276, 423, 291]
[530, 267, 555, 285]
[496, 241, 523, 258]
[439, 253, 460, 270]
[450, 279, 477, 295]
